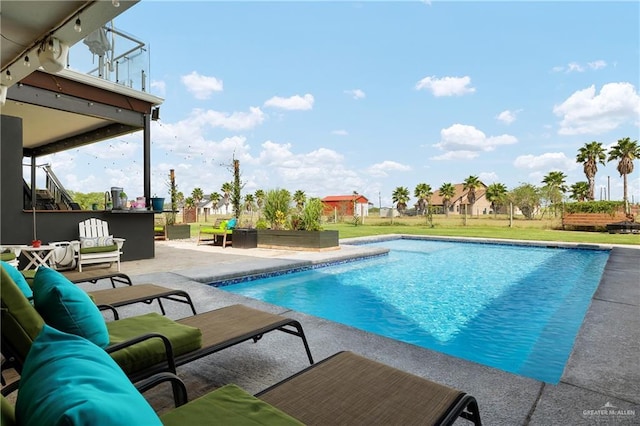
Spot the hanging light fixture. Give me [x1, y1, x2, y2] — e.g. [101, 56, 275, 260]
[112, 0, 120, 7]
[23, 55, 30, 67]
[74, 17, 82, 33]
[5, 70, 12, 81]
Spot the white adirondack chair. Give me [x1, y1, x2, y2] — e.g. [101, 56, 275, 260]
[70, 218, 125, 272]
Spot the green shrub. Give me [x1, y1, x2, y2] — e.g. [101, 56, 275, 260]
[564, 201, 625, 215]
[262, 189, 291, 230]
[301, 198, 324, 231]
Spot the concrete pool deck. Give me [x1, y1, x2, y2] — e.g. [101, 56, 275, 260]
[72, 236, 639, 425]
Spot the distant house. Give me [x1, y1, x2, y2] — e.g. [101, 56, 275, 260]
[197, 197, 230, 218]
[322, 195, 369, 217]
[430, 183, 493, 216]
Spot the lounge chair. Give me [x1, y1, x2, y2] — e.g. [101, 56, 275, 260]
[21, 270, 198, 317]
[71, 218, 125, 272]
[65, 270, 198, 316]
[197, 218, 236, 247]
[0, 247, 21, 268]
[1, 264, 314, 386]
[2, 325, 482, 426]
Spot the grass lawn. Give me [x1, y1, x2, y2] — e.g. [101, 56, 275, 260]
[323, 215, 640, 246]
[192, 214, 639, 246]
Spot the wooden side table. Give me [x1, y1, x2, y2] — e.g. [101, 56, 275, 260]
[20, 245, 56, 270]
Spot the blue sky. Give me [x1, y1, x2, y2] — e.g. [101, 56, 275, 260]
[43, 1, 639, 207]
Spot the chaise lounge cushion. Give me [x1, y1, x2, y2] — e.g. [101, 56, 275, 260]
[32, 266, 109, 348]
[16, 325, 161, 426]
[107, 312, 203, 374]
[160, 384, 303, 426]
[0, 266, 44, 362]
[1, 261, 33, 299]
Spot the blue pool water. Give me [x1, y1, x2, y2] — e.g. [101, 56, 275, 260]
[220, 239, 610, 383]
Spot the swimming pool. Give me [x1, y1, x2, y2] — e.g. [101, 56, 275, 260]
[219, 238, 610, 383]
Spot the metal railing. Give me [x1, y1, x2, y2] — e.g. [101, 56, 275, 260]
[68, 23, 149, 92]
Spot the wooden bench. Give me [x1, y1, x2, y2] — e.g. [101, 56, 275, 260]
[562, 212, 630, 230]
[197, 218, 233, 247]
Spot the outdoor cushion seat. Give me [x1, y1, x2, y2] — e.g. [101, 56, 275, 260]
[159, 384, 303, 425]
[108, 312, 202, 374]
[197, 218, 235, 247]
[79, 243, 119, 254]
[0, 252, 16, 262]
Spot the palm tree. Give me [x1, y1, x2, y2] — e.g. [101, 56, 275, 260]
[485, 182, 508, 217]
[392, 187, 410, 215]
[413, 183, 433, 216]
[438, 183, 455, 217]
[569, 182, 590, 202]
[608, 137, 640, 209]
[293, 190, 306, 211]
[221, 182, 233, 215]
[541, 171, 567, 217]
[209, 192, 221, 214]
[462, 175, 482, 215]
[191, 187, 204, 222]
[576, 141, 606, 201]
[243, 193, 255, 224]
[254, 189, 265, 215]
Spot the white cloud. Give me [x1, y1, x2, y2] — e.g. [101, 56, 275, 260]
[264, 94, 314, 110]
[552, 60, 608, 73]
[479, 172, 499, 183]
[181, 71, 223, 100]
[366, 161, 412, 178]
[588, 60, 607, 70]
[431, 124, 517, 160]
[415, 76, 475, 97]
[252, 141, 362, 196]
[553, 82, 640, 135]
[150, 80, 166, 97]
[332, 129, 348, 136]
[513, 152, 577, 171]
[344, 89, 366, 99]
[496, 109, 519, 125]
[566, 62, 584, 73]
[431, 151, 480, 161]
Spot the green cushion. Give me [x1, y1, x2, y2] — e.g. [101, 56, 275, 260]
[0, 252, 16, 262]
[201, 226, 232, 235]
[154, 226, 165, 232]
[107, 312, 202, 374]
[21, 269, 36, 282]
[0, 266, 44, 363]
[1, 396, 16, 426]
[32, 266, 109, 348]
[160, 384, 303, 426]
[1, 261, 33, 299]
[15, 325, 162, 426]
[80, 244, 119, 254]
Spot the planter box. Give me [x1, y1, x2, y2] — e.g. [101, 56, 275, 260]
[233, 228, 257, 249]
[166, 224, 191, 240]
[257, 230, 339, 250]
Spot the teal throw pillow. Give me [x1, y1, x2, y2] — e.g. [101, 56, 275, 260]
[32, 266, 109, 348]
[1, 261, 33, 300]
[16, 325, 162, 426]
[226, 218, 237, 229]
